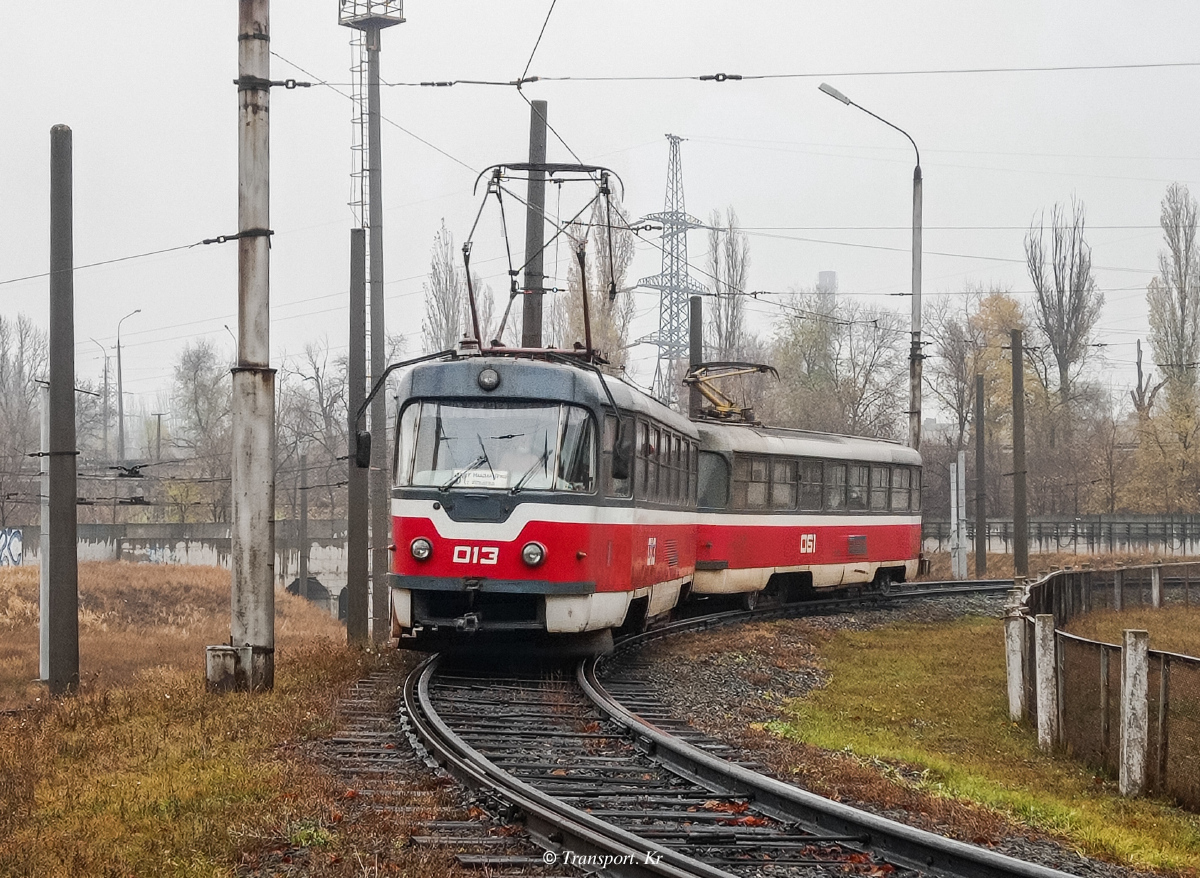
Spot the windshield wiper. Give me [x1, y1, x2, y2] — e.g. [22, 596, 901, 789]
[440, 454, 489, 492]
[510, 447, 551, 495]
[476, 433, 495, 480]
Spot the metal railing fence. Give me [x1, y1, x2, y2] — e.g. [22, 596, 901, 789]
[1013, 563, 1200, 810]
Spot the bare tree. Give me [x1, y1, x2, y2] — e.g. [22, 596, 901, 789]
[421, 220, 464, 353]
[923, 289, 987, 450]
[1129, 338, 1164, 423]
[705, 207, 751, 361]
[1024, 198, 1104, 406]
[170, 338, 232, 521]
[1147, 183, 1200, 415]
[765, 295, 905, 438]
[0, 315, 46, 527]
[559, 195, 636, 368]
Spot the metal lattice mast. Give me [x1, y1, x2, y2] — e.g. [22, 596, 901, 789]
[347, 28, 369, 229]
[340, 1, 404, 642]
[637, 134, 705, 409]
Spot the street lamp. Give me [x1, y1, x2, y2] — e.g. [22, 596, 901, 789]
[89, 337, 110, 459]
[116, 308, 141, 461]
[819, 83, 924, 451]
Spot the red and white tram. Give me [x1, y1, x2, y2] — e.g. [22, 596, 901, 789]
[383, 351, 922, 654]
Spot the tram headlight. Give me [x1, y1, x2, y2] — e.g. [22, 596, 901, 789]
[521, 541, 546, 567]
[410, 538, 433, 561]
[477, 367, 500, 391]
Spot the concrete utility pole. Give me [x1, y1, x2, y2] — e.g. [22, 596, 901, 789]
[688, 296, 703, 419]
[115, 307, 140, 462]
[151, 412, 167, 461]
[38, 383, 50, 682]
[208, 0, 276, 692]
[346, 229, 369, 644]
[974, 374, 987, 576]
[521, 100, 549, 348]
[46, 124, 79, 695]
[950, 451, 967, 579]
[1011, 329, 1029, 578]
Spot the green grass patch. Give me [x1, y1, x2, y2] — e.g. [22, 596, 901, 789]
[766, 616, 1200, 875]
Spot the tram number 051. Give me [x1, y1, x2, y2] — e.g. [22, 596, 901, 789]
[452, 545, 500, 565]
[799, 533, 817, 554]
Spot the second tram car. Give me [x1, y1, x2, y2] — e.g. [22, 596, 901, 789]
[383, 351, 923, 653]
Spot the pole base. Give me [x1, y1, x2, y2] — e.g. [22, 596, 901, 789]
[205, 645, 274, 692]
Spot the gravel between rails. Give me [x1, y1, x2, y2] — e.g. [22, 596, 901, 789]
[610, 593, 1166, 878]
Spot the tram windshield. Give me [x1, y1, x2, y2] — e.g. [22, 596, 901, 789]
[396, 400, 596, 493]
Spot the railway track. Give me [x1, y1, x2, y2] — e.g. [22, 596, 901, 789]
[390, 581, 1083, 878]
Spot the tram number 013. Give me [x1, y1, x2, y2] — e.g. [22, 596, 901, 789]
[453, 545, 500, 565]
[799, 533, 817, 554]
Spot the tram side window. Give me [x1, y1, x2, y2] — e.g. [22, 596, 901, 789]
[771, 458, 797, 509]
[689, 444, 698, 503]
[799, 460, 822, 511]
[912, 470, 922, 511]
[870, 465, 890, 511]
[671, 435, 683, 502]
[847, 464, 869, 510]
[825, 462, 847, 511]
[603, 416, 632, 497]
[664, 433, 676, 502]
[649, 427, 661, 499]
[748, 457, 770, 508]
[890, 466, 910, 511]
[635, 421, 648, 497]
[698, 451, 729, 508]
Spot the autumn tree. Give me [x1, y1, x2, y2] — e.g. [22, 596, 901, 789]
[1024, 198, 1104, 407]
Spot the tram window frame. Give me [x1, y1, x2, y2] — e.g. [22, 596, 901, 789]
[870, 465, 890, 511]
[825, 462, 847, 511]
[890, 465, 910, 511]
[912, 470, 922, 511]
[847, 464, 869, 511]
[770, 458, 797, 509]
[689, 443, 698, 503]
[603, 415, 632, 498]
[799, 459, 822, 511]
[635, 420, 648, 497]
[649, 427, 661, 499]
[698, 451, 728, 508]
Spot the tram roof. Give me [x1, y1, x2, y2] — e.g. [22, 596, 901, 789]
[695, 421, 922, 466]
[398, 354, 698, 436]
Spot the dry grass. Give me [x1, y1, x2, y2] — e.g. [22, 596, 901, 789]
[1065, 607, 1200, 657]
[922, 551, 1194, 581]
[0, 562, 465, 877]
[0, 561, 342, 709]
[768, 617, 1200, 875]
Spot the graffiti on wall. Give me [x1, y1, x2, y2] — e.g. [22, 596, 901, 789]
[0, 529, 23, 566]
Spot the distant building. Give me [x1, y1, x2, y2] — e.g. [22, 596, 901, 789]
[816, 271, 837, 301]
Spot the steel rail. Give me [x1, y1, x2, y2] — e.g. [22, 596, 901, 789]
[405, 653, 737, 878]
[584, 608, 1074, 878]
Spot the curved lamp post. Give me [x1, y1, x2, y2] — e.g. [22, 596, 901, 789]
[116, 308, 140, 461]
[819, 83, 923, 451]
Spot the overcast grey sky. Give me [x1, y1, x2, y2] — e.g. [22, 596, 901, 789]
[3, 1, 1199, 421]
